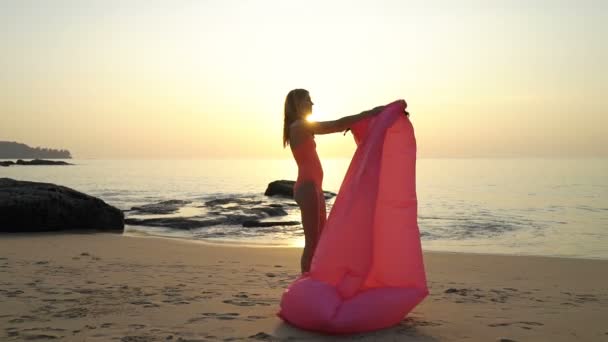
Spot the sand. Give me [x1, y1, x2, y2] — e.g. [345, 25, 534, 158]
[0, 232, 606, 341]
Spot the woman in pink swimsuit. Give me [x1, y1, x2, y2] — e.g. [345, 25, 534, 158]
[283, 89, 388, 273]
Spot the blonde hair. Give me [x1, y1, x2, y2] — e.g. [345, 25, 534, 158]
[283, 88, 309, 148]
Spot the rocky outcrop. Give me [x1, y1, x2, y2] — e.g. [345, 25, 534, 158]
[124, 180, 339, 232]
[15, 159, 72, 166]
[125, 217, 224, 230]
[264, 180, 336, 199]
[1, 159, 72, 167]
[125, 196, 298, 230]
[242, 220, 300, 228]
[0, 178, 124, 232]
[130, 200, 192, 215]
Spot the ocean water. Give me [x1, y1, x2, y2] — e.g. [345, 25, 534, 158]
[1, 158, 607, 260]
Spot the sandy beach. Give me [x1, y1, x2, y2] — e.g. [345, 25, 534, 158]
[0, 233, 606, 341]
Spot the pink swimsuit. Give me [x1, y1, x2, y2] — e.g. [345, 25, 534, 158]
[291, 135, 324, 194]
[290, 135, 326, 234]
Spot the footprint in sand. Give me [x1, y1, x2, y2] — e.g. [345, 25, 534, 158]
[249, 332, 275, 340]
[560, 291, 601, 304]
[130, 300, 161, 308]
[121, 335, 152, 342]
[198, 291, 218, 300]
[53, 307, 88, 319]
[187, 312, 240, 323]
[5, 327, 19, 338]
[128, 324, 146, 330]
[223, 293, 273, 307]
[8, 315, 38, 324]
[9, 327, 68, 340]
[574, 294, 599, 303]
[488, 321, 544, 330]
[444, 287, 515, 304]
[205, 312, 240, 320]
[401, 317, 443, 327]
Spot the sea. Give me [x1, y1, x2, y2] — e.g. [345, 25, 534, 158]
[2, 158, 607, 260]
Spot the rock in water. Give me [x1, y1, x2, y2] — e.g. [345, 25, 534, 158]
[0, 178, 123, 232]
[264, 180, 336, 199]
[264, 180, 295, 198]
[15, 159, 72, 165]
[242, 220, 300, 228]
[130, 200, 191, 215]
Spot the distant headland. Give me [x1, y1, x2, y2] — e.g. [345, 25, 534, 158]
[0, 141, 72, 159]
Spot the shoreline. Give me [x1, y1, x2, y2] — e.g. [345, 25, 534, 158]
[29, 229, 605, 261]
[4, 229, 608, 261]
[1, 232, 607, 341]
[126, 232, 608, 261]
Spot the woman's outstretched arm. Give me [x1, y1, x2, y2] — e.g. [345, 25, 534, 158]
[302, 105, 386, 135]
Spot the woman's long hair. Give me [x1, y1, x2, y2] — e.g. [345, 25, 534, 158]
[283, 88, 309, 148]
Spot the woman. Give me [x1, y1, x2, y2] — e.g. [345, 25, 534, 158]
[283, 89, 389, 273]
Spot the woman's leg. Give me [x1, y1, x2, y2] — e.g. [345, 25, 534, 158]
[318, 188, 326, 237]
[294, 182, 321, 273]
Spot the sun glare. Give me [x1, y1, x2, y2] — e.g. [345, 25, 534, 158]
[291, 237, 305, 248]
[306, 108, 324, 122]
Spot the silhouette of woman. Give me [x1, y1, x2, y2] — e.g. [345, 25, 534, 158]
[283, 89, 393, 273]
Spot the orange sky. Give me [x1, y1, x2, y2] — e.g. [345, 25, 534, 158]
[1, 0, 606, 158]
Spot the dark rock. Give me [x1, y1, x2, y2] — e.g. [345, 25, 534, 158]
[204, 197, 262, 207]
[126, 195, 299, 230]
[130, 200, 191, 215]
[264, 180, 294, 198]
[223, 214, 262, 225]
[124, 191, 322, 236]
[15, 159, 72, 166]
[248, 206, 288, 217]
[125, 217, 224, 230]
[0, 161, 14, 167]
[242, 220, 300, 228]
[0, 178, 123, 232]
[264, 180, 336, 199]
[323, 191, 337, 199]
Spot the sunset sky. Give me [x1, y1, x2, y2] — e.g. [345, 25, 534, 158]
[1, 0, 606, 159]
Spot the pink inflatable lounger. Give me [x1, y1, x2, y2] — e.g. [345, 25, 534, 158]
[278, 100, 428, 334]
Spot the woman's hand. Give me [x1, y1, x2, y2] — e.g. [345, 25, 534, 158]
[393, 99, 409, 116]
